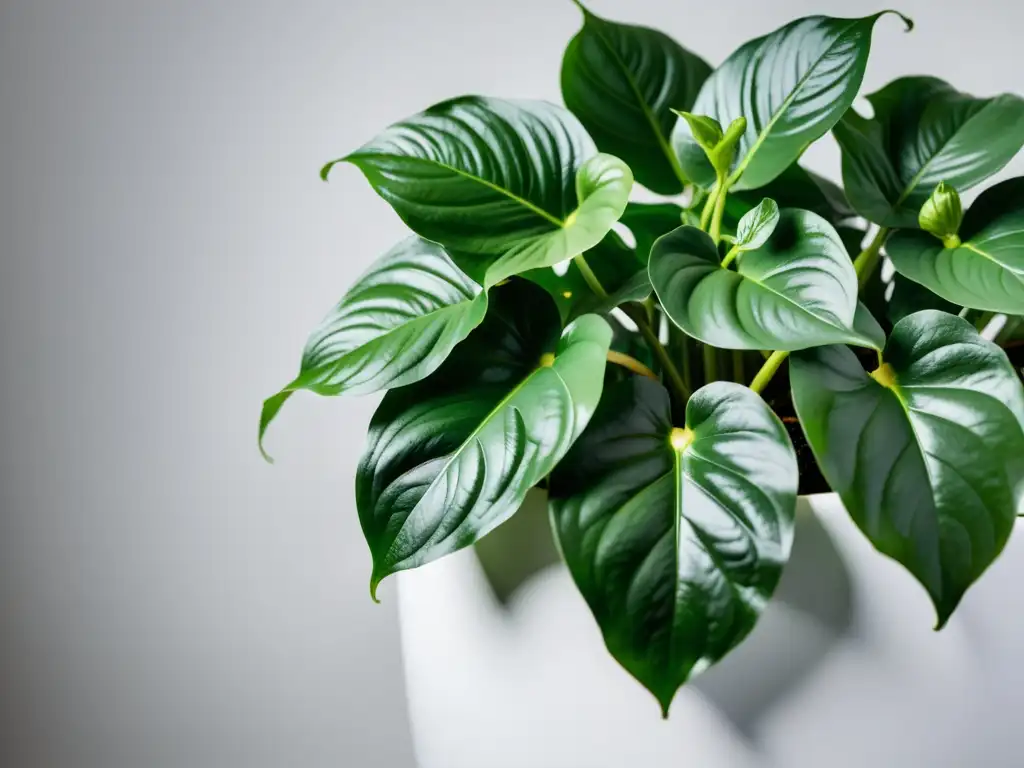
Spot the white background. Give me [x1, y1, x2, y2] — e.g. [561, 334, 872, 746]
[1, 0, 1022, 766]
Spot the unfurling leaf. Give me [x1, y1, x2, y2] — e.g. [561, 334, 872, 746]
[650, 210, 885, 350]
[562, 2, 711, 193]
[673, 12, 910, 191]
[918, 182, 963, 246]
[733, 198, 780, 252]
[551, 377, 797, 716]
[791, 311, 1024, 626]
[357, 280, 611, 597]
[835, 77, 1024, 228]
[887, 178, 1024, 313]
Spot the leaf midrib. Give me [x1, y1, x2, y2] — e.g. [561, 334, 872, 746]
[583, 11, 688, 187]
[348, 152, 566, 228]
[728, 17, 862, 186]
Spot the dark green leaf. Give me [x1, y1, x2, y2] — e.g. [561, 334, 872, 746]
[620, 202, 692, 262]
[731, 164, 855, 226]
[550, 377, 797, 716]
[523, 232, 648, 322]
[790, 311, 1024, 625]
[650, 211, 884, 350]
[887, 178, 1024, 313]
[329, 97, 632, 286]
[887, 273, 958, 325]
[561, 2, 711, 194]
[673, 12, 910, 191]
[357, 280, 611, 596]
[835, 77, 1024, 228]
[258, 237, 486, 457]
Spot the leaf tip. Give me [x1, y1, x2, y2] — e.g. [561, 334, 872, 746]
[880, 9, 914, 32]
[258, 389, 295, 465]
[369, 573, 385, 604]
[320, 158, 345, 181]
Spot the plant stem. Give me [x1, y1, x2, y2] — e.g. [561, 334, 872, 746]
[573, 254, 608, 299]
[709, 173, 730, 245]
[749, 350, 789, 395]
[700, 185, 719, 230]
[624, 305, 692, 401]
[720, 245, 740, 269]
[853, 227, 891, 287]
[606, 350, 658, 380]
[703, 343, 718, 382]
[732, 350, 745, 383]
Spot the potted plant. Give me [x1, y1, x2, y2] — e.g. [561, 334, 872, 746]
[260, 2, 1024, 764]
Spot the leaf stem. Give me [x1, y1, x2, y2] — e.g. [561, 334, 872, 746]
[573, 254, 608, 299]
[606, 350, 658, 380]
[709, 173, 730, 245]
[853, 227, 891, 287]
[749, 350, 789, 395]
[623, 305, 692, 401]
[720, 245, 740, 269]
[700, 185, 719, 230]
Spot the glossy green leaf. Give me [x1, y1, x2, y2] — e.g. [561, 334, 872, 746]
[673, 12, 909, 191]
[357, 280, 611, 596]
[791, 311, 1024, 625]
[650, 210, 884, 350]
[887, 273, 957, 325]
[550, 377, 797, 715]
[730, 164, 855, 226]
[887, 178, 1024, 313]
[734, 198, 779, 251]
[329, 97, 633, 286]
[561, 1, 711, 194]
[258, 237, 486, 458]
[835, 77, 1024, 228]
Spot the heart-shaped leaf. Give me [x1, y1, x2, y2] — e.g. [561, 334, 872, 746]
[561, 1, 711, 194]
[887, 178, 1024, 313]
[673, 12, 909, 191]
[258, 237, 487, 458]
[729, 164, 855, 227]
[357, 280, 611, 597]
[329, 97, 632, 286]
[834, 77, 1024, 228]
[650, 210, 884, 350]
[790, 310, 1024, 625]
[550, 377, 797, 716]
[734, 198, 780, 251]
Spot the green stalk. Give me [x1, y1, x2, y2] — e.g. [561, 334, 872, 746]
[700, 185, 719, 231]
[749, 350, 789, 395]
[853, 227, 891, 287]
[573, 254, 608, 299]
[709, 173, 730, 245]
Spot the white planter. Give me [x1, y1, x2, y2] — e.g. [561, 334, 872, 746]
[396, 492, 1015, 768]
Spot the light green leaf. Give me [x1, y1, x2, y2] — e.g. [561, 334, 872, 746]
[791, 311, 1024, 625]
[550, 377, 797, 716]
[887, 178, 1024, 313]
[834, 77, 1024, 228]
[561, 2, 711, 194]
[673, 12, 910, 191]
[258, 237, 486, 457]
[328, 97, 632, 286]
[734, 198, 780, 251]
[650, 210, 883, 350]
[357, 280, 611, 597]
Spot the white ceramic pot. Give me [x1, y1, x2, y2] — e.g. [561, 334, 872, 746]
[396, 492, 1022, 768]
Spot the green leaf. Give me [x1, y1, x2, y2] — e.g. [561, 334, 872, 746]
[561, 2, 711, 194]
[834, 77, 1024, 228]
[523, 232, 648, 322]
[329, 97, 633, 286]
[550, 377, 797, 716]
[887, 178, 1024, 313]
[357, 280, 612, 596]
[790, 311, 1024, 626]
[734, 198, 779, 251]
[258, 237, 487, 457]
[650, 210, 884, 351]
[731, 164, 855, 226]
[887, 273, 958, 325]
[673, 12, 910, 191]
[620, 202, 692, 262]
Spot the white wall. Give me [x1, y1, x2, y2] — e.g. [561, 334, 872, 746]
[0, 1, 1021, 766]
